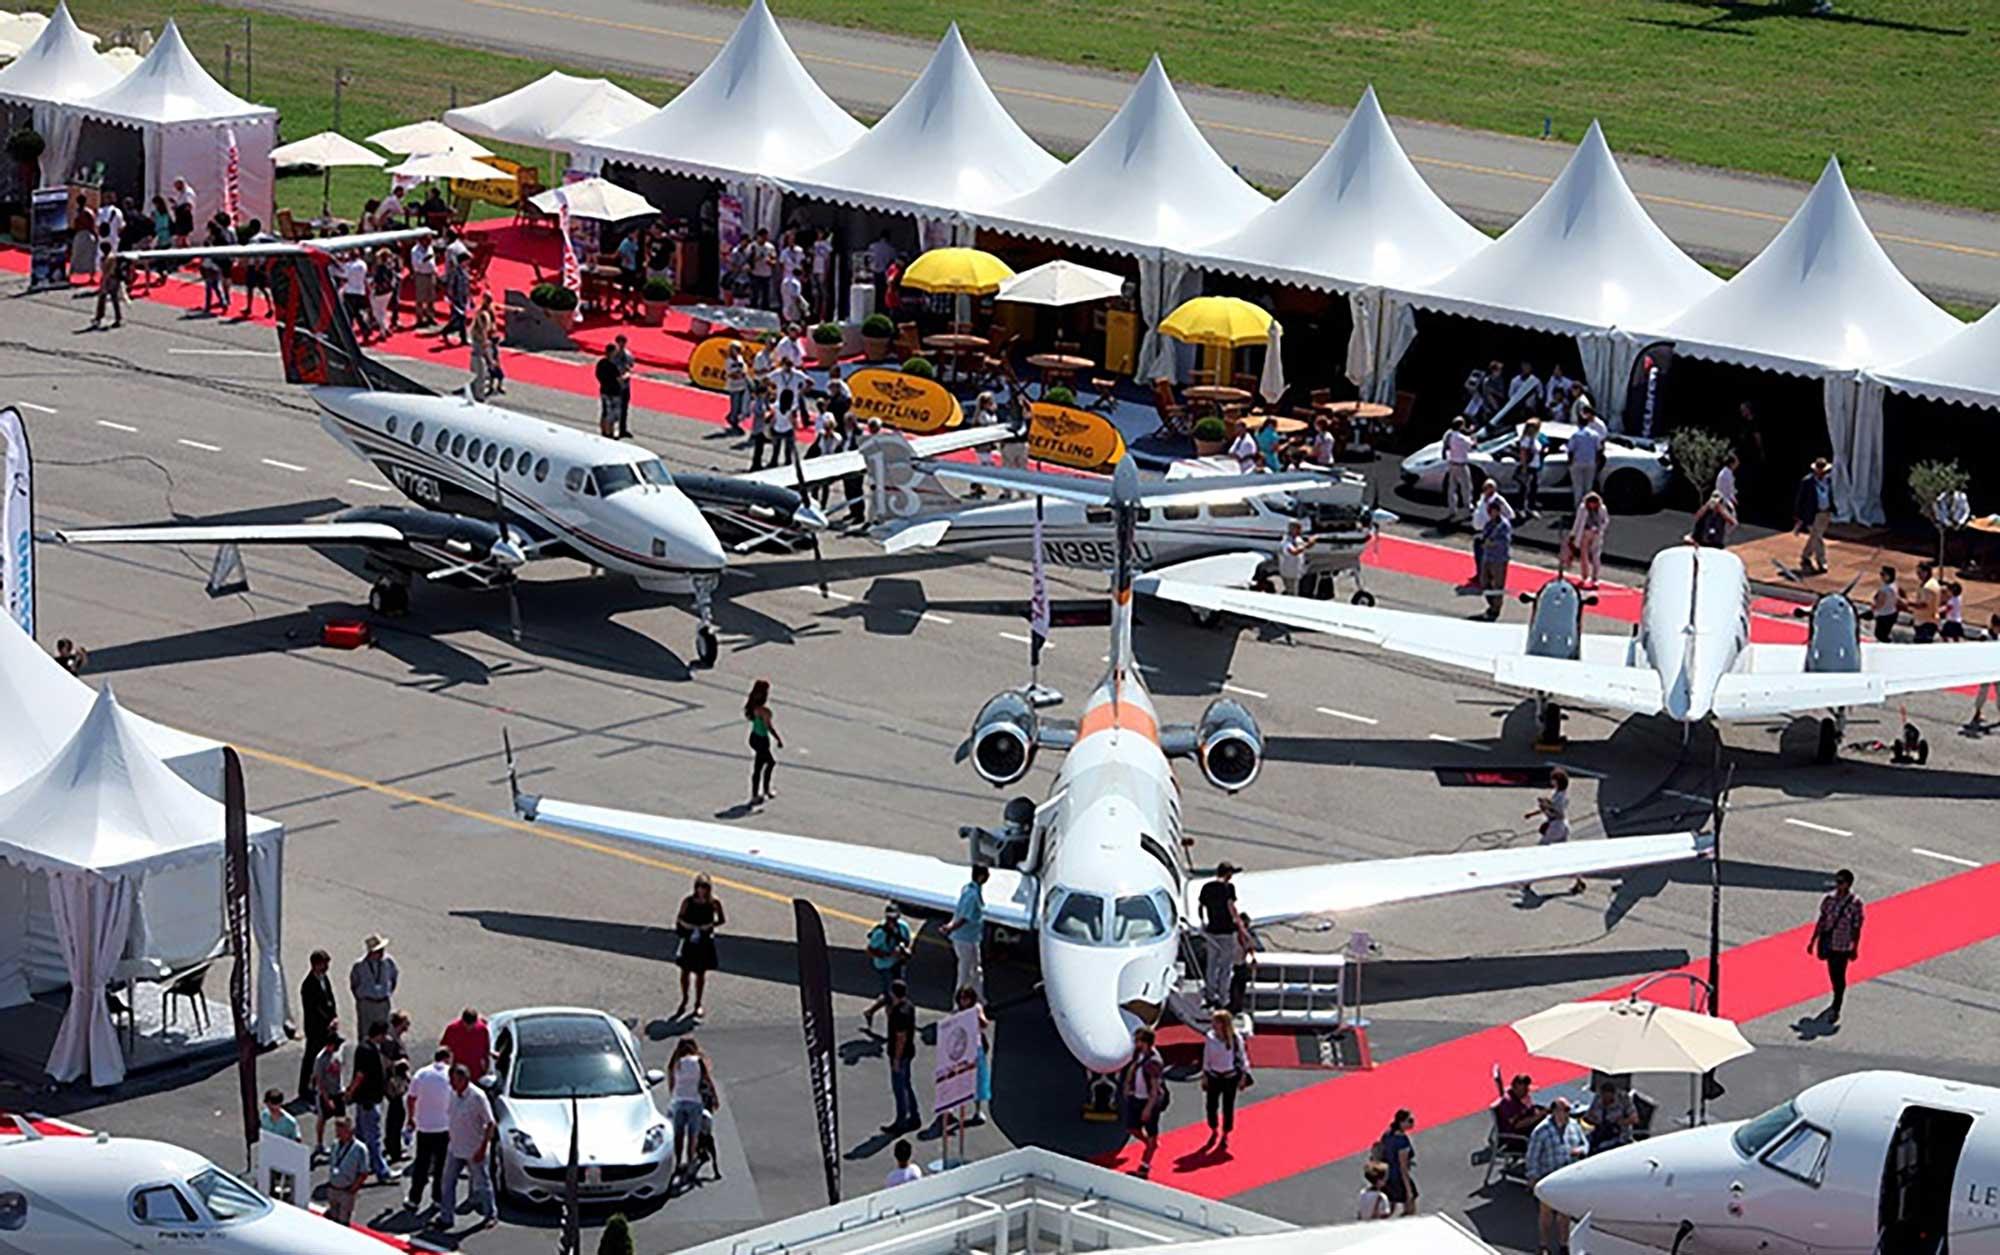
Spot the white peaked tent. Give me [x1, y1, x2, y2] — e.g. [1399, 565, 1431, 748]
[1872, 303, 2000, 412]
[1661, 158, 1962, 523]
[0, 688, 287, 1087]
[0, 2, 123, 145]
[1402, 122, 1719, 416]
[51, 20, 277, 223]
[443, 70, 654, 151]
[973, 56, 1269, 380]
[1190, 87, 1490, 403]
[577, 0, 862, 217]
[783, 23, 1058, 222]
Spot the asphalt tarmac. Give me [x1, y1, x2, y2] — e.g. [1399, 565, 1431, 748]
[8, 284, 2000, 1253]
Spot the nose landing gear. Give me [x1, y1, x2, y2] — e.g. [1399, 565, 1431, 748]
[692, 573, 720, 668]
[1083, 1071, 1120, 1121]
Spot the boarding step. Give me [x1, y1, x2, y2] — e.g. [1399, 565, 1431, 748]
[1240, 950, 1353, 1032]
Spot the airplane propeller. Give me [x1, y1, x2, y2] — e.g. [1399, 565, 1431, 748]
[422, 469, 527, 641]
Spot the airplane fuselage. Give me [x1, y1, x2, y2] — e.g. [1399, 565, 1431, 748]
[1634, 546, 1753, 722]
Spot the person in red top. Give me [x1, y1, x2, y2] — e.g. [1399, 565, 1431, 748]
[440, 1008, 492, 1080]
[1807, 870, 1864, 1024]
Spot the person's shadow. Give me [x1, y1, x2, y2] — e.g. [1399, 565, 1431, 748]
[1792, 1012, 1841, 1041]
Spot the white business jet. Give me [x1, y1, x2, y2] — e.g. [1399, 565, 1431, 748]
[510, 460, 1711, 1078]
[51, 234, 1008, 664]
[0, 1122, 391, 1253]
[1536, 1069, 2000, 1255]
[1144, 545, 2000, 760]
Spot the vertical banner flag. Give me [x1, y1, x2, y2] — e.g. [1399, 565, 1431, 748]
[223, 748, 260, 1164]
[557, 194, 581, 312]
[793, 898, 841, 1204]
[0, 407, 34, 638]
[224, 128, 243, 226]
[557, 1093, 582, 1254]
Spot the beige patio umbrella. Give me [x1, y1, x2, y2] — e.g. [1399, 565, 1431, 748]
[529, 177, 656, 223]
[366, 119, 492, 158]
[270, 132, 387, 169]
[385, 150, 508, 182]
[1512, 996, 1753, 1074]
[995, 259, 1126, 307]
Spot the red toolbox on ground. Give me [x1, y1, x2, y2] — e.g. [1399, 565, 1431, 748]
[320, 620, 372, 649]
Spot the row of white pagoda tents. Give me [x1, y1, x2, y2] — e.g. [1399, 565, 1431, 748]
[0, 4, 276, 223]
[534, 0, 1996, 525]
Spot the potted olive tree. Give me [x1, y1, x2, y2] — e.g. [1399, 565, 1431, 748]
[861, 312, 895, 362]
[640, 275, 674, 326]
[1192, 415, 1228, 456]
[810, 321, 843, 368]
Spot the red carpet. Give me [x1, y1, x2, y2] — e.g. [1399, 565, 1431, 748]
[1103, 858, 2000, 1196]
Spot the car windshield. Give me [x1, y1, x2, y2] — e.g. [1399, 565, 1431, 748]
[591, 463, 641, 496]
[509, 1015, 641, 1099]
[1049, 891, 1105, 944]
[185, 1168, 269, 1223]
[1731, 1100, 1800, 1157]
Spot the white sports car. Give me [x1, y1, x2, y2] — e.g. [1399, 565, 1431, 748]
[1400, 420, 1672, 510]
[485, 1008, 671, 1206]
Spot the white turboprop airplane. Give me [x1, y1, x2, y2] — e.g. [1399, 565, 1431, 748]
[0, 1122, 392, 1253]
[50, 233, 1009, 664]
[1144, 545, 2000, 761]
[1536, 1070, 2000, 1255]
[511, 460, 1712, 1078]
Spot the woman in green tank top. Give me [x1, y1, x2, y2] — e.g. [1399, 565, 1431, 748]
[745, 679, 783, 804]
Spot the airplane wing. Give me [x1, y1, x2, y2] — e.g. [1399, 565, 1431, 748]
[1141, 551, 1270, 590]
[735, 425, 1018, 491]
[1203, 832, 1712, 925]
[120, 228, 431, 263]
[46, 521, 410, 547]
[1727, 640, 2000, 714]
[521, 795, 1036, 930]
[921, 464, 1337, 509]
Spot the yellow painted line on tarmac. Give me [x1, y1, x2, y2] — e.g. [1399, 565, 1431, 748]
[233, 741, 880, 931]
[456, 0, 2000, 266]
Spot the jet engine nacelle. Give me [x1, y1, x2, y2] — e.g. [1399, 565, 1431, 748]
[969, 691, 1038, 787]
[1196, 698, 1262, 792]
[1523, 577, 1586, 659]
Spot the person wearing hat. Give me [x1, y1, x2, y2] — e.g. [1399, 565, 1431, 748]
[350, 935, 399, 1051]
[1793, 457, 1837, 574]
[1197, 862, 1249, 1007]
[861, 903, 914, 1031]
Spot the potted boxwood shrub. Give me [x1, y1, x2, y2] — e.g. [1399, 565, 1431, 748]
[901, 355, 935, 380]
[1045, 385, 1077, 408]
[1192, 415, 1228, 456]
[640, 275, 674, 326]
[861, 312, 895, 361]
[530, 281, 579, 313]
[810, 321, 843, 368]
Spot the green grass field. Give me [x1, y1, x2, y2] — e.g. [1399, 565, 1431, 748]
[61, 0, 683, 222]
[693, 0, 2000, 210]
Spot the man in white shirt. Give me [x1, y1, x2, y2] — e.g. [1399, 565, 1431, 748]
[1443, 417, 1476, 521]
[774, 324, 804, 370]
[1507, 361, 1540, 411]
[404, 1047, 453, 1213]
[1277, 520, 1315, 596]
[94, 199, 125, 252]
[1715, 452, 1739, 512]
[1565, 401, 1603, 516]
[1473, 478, 1516, 530]
[340, 253, 374, 336]
[779, 232, 804, 281]
[1228, 422, 1261, 474]
[780, 270, 806, 325]
[440, 1064, 496, 1226]
[811, 233, 834, 318]
[377, 188, 403, 226]
[409, 237, 437, 326]
[866, 231, 897, 281]
[749, 228, 778, 310]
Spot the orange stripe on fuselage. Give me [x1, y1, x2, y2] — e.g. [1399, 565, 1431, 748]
[1077, 694, 1159, 743]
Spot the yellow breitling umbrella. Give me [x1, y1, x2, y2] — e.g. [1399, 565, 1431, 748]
[1159, 295, 1274, 349]
[901, 247, 1015, 295]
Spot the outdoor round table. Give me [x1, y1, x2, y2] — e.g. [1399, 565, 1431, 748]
[923, 333, 991, 385]
[1319, 400, 1395, 456]
[1242, 413, 1307, 436]
[1185, 384, 1253, 417]
[1025, 352, 1094, 395]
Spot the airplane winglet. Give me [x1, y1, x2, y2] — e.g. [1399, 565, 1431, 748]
[502, 729, 540, 821]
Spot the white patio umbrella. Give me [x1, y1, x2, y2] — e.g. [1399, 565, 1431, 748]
[96, 44, 140, 73]
[366, 120, 492, 158]
[385, 150, 508, 182]
[1258, 317, 1287, 405]
[995, 259, 1126, 307]
[270, 131, 387, 169]
[1512, 996, 1753, 1075]
[529, 177, 656, 223]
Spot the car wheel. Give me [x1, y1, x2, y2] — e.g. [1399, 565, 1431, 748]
[1604, 469, 1652, 512]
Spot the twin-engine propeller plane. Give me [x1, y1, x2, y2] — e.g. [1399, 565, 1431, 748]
[44, 231, 1010, 665]
[1145, 545, 2000, 760]
[510, 460, 1712, 1081]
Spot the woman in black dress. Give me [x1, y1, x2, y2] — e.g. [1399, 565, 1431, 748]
[674, 874, 725, 1021]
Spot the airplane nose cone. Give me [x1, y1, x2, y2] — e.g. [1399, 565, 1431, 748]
[491, 537, 527, 569]
[661, 494, 727, 572]
[1533, 1155, 1602, 1217]
[794, 500, 831, 532]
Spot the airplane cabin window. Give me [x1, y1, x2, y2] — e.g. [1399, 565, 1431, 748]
[0, 1191, 24, 1230]
[385, 415, 398, 435]
[500, 449, 515, 473]
[1211, 501, 1255, 518]
[410, 421, 425, 446]
[592, 464, 640, 496]
[1761, 1123, 1830, 1186]
[1112, 894, 1167, 944]
[534, 457, 551, 482]
[467, 439, 484, 464]
[1049, 891, 1105, 944]
[1085, 507, 1112, 525]
[186, 1168, 269, 1222]
[517, 450, 532, 475]
[1163, 504, 1199, 521]
[131, 1184, 197, 1224]
[435, 430, 450, 454]
[451, 434, 467, 458]
[483, 444, 499, 468]
[1732, 1100, 1800, 1156]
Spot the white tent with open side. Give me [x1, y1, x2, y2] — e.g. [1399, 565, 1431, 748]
[0, 687, 287, 1087]
[49, 19, 277, 226]
[782, 23, 1059, 221]
[576, 0, 862, 187]
[1657, 158, 1963, 524]
[1399, 122, 1720, 418]
[0, 1, 124, 167]
[443, 70, 655, 152]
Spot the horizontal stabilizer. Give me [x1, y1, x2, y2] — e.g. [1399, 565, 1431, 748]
[1492, 655, 1665, 716]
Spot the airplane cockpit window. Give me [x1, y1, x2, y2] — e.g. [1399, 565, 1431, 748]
[130, 1184, 197, 1224]
[1762, 1122, 1831, 1186]
[1112, 893, 1170, 944]
[1731, 1100, 1800, 1157]
[635, 459, 674, 487]
[186, 1168, 270, 1222]
[1049, 890, 1106, 943]
[565, 467, 586, 493]
[592, 464, 640, 496]
[0, 1191, 24, 1230]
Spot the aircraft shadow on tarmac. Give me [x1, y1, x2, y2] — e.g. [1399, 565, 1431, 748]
[1356, 948, 1693, 1008]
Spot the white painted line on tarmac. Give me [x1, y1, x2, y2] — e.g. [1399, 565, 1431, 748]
[346, 478, 392, 492]
[1784, 817, 1853, 838]
[95, 419, 137, 432]
[1427, 732, 1493, 751]
[823, 589, 854, 601]
[1222, 683, 1268, 700]
[260, 458, 308, 473]
[897, 608, 952, 625]
[1911, 847, 1980, 868]
[16, 402, 57, 414]
[177, 438, 222, 452]
[168, 348, 277, 357]
[998, 631, 1037, 646]
[1317, 706, 1379, 725]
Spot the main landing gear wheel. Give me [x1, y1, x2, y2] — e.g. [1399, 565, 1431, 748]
[1535, 698, 1566, 752]
[1816, 716, 1840, 765]
[695, 627, 719, 669]
[368, 578, 409, 616]
[1351, 590, 1376, 607]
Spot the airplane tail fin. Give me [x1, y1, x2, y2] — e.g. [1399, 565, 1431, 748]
[265, 251, 431, 395]
[1106, 459, 1140, 675]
